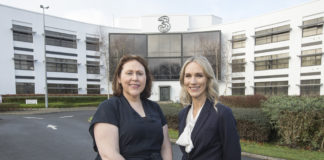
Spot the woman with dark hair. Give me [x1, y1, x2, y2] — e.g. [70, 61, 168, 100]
[176, 56, 241, 160]
[89, 55, 172, 160]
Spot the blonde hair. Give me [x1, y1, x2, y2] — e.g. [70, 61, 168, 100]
[179, 56, 219, 105]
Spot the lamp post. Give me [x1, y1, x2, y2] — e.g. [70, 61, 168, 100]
[40, 5, 49, 108]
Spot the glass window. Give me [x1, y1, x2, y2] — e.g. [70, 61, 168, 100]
[148, 34, 181, 57]
[16, 82, 35, 94]
[148, 58, 181, 80]
[302, 17, 323, 37]
[233, 40, 245, 49]
[12, 24, 33, 43]
[48, 83, 78, 94]
[255, 25, 290, 45]
[254, 81, 288, 96]
[109, 34, 147, 80]
[109, 31, 221, 81]
[300, 79, 320, 96]
[110, 34, 146, 58]
[86, 37, 99, 51]
[232, 34, 246, 49]
[255, 36, 272, 45]
[303, 26, 323, 37]
[255, 53, 289, 71]
[87, 84, 100, 94]
[232, 59, 245, 73]
[160, 86, 170, 101]
[46, 57, 77, 73]
[301, 48, 322, 66]
[45, 30, 77, 48]
[14, 54, 34, 70]
[232, 83, 245, 95]
[87, 61, 100, 74]
[183, 32, 221, 79]
[303, 17, 324, 26]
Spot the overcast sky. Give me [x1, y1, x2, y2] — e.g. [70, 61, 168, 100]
[0, 0, 313, 26]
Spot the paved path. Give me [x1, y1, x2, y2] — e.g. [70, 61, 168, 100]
[0, 110, 97, 160]
[0, 108, 283, 160]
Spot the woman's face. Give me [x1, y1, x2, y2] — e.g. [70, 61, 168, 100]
[184, 62, 207, 101]
[118, 60, 146, 99]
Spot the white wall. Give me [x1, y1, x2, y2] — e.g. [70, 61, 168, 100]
[1, 0, 324, 99]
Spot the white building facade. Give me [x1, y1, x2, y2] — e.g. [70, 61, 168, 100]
[0, 0, 323, 102]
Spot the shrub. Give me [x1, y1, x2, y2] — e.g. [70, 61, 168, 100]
[159, 102, 272, 142]
[159, 103, 183, 130]
[232, 108, 272, 142]
[3, 95, 107, 104]
[220, 94, 267, 108]
[0, 103, 20, 111]
[262, 96, 324, 150]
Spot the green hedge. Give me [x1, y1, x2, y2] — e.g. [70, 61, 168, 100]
[262, 96, 324, 151]
[3, 95, 107, 104]
[159, 102, 271, 142]
[232, 108, 271, 142]
[0, 103, 20, 108]
[159, 103, 183, 130]
[0, 103, 21, 111]
[220, 94, 267, 108]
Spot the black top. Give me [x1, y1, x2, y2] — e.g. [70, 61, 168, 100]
[89, 95, 167, 160]
[178, 99, 241, 160]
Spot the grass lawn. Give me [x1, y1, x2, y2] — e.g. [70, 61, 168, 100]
[168, 128, 179, 140]
[168, 130, 324, 160]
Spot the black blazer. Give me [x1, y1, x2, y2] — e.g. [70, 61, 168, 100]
[178, 99, 241, 160]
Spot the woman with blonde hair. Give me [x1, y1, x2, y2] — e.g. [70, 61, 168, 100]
[176, 56, 241, 160]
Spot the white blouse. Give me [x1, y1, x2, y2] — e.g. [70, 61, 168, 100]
[176, 103, 204, 153]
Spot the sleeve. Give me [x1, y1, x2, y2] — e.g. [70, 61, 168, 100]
[219, 106, 241, 160]
[155, 103, 167, 126]
[88, 99, 120, 152]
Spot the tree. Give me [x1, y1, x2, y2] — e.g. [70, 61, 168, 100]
[98, 26, 110, 99]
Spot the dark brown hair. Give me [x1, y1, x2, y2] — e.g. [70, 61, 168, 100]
[112, 55, 152, 99]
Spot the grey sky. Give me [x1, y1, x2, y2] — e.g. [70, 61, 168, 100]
[0, 0, 313, 26]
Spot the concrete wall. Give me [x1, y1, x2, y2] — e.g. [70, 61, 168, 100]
[1, 0, 324, 102]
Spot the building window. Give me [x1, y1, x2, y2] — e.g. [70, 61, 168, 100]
[255, 25, 290, 45]
[148, 58, 181, 80]
[231, 83, 245, 95]
[48, 83, 78, 94]
[46, 57, 78, 73]
[12, 24, 33, 43]
[232, 34, 246, 49]
[109, 34, 147, 80]
[232, 59, 245, 73]
[254, 81, 288, 96]
[87, 84, 100, 94]
[254, 53, 289, 71]
[300, 48, 322, 66]
[16, 82, 34, 94]
[87, 61, 100, 74]
[45, 30, 77, 48]
[183, 32, 221, 80]
[14, 54, 34, 70]
[160, 86, 170, 101]
[302, 17, 323, 37]
[148, 34, 182, 80]
[86, 37, 99, 51]
[109, 31, 221, 81]
[300, 79, 321, 96]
